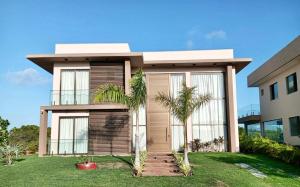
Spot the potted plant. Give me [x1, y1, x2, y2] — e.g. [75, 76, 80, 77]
[75, 155, 97, 170]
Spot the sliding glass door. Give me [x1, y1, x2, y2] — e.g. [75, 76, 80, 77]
[170, 74, 185, 151]
[60, 70, 89, 105]
[191, 73, 227, 151]
[58, 117, 88, 154]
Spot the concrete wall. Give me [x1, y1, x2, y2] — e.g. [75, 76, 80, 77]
[259, 61, 300, 145]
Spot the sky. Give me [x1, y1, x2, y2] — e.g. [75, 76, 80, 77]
[0, 0, 299, 128]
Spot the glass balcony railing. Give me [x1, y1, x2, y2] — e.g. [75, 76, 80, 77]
[50, 89, 92, 105]
[47, 139, 88, 155]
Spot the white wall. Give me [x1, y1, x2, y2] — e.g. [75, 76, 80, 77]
[259, 62, 300, 145]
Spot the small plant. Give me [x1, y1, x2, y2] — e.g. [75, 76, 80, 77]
[218, 136, 224, 151]
[192, 139, 201, 152]
[0, 143, 21, 166]
[213, 138, 219, 151]
[172, 152, 192, 176]
[78, 155, 93, 164]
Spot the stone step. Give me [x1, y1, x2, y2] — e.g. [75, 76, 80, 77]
[145, 158, 175, 163]
[144, 162, 176, 167]
[142, 170, 183, 177]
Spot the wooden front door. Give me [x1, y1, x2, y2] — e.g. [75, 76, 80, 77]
[146, 74, 171, 152]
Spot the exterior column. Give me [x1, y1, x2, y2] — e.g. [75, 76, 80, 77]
[185, 72, 193, 151]
[124, 60, 131, 95]
[39, 109, 48, 157]
[226, 65, 239, 152]
[124, 60, 132, 153]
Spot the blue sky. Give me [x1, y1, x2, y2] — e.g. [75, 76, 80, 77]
[0, 0, 299, 128]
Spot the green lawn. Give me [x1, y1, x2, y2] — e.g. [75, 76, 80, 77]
[1, 153, 300, 187]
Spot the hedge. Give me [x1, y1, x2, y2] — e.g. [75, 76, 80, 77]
[240, 135, 300, 166]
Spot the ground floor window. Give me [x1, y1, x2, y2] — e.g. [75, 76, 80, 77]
[191, 73, 227, 151]
[263, 119, 283, 143]
[132, 106, 147, 151]
[246, 123, 262, 136]
[170, 74, 185, 151]
[289, 116, 300, 136]
[58, 117, 88, 154]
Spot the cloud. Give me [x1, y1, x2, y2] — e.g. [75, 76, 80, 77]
[205, 30, 227, 40]
[186, 39, 194, 49]
[6, 68, 50, 86]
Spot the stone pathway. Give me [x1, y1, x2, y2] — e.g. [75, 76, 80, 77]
[142, 153, 183, 176]
[235, 163, 267, 178]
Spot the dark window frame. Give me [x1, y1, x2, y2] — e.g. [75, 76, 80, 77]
[286, 73, 298, 94]
[289, 116, 300, 137]
[58, 116, 89, 155]
[270, 82, 279, 100]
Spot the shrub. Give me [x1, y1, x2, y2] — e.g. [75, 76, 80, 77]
[240, 134, 300, 166]
[0, 144, 21, 165]
[172, 151, 192, 176]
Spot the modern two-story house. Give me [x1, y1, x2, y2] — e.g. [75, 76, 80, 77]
[27, 43, 251, 156]
[248, 36, 300, 146]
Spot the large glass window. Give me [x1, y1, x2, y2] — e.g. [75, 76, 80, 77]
[191, 73, 227, 151]
[58, 117, 88, 154]
[289, 116, 300, 136]
[263, 119, 283, 143]
[170, 74, 185, 151]
[60, 70, 89, 105]
[286, 73, 298, 94]
[246, 123, 262, 136]
[132, 106, 147, 151]
[270, 82, 278, 100]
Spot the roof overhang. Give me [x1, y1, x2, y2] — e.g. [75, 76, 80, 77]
[248, 36, 300, 87]
[138, 58, 252, 73]
[27, 52, 143, 74]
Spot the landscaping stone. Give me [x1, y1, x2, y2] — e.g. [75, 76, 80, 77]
[235, 163, 267, 178]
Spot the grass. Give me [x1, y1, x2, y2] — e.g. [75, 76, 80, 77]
[1, 152, 300, 187]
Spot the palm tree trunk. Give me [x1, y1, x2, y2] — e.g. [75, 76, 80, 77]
[183, 121, 190, 166]
[134, 110, 140, 169]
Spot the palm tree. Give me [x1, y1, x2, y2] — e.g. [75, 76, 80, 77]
[94, 69, 146, 173]
[155, 83, 211, 166]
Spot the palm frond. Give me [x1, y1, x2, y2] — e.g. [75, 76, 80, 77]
[94, 83, 129, 105]
[129, 69, 147, 110]
[190, 94, 212, 114]
[155, 92, 183, 121]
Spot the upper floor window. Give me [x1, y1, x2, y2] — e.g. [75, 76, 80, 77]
[286, 73, 297, 94]
[270, 82, 278, 100]
[289, 116, 300, 136]
[60, 70, 89, 105]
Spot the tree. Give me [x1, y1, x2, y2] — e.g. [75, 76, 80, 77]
[9, 125, 51, 154]
[155, 83, 211, 167]
[94, 69, 146, 174]
[0, 116, 10, 145]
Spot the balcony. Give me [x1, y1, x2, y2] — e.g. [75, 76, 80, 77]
[50, 89, 93, 105]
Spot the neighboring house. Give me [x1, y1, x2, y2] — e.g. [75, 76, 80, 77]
[248, 36, 300, 146]
[28, 43, 251, 156]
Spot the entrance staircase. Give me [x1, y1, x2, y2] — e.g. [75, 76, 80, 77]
[142, 153, 183, 176]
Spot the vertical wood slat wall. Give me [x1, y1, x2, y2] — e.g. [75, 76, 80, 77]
[88, 61, 130, 154]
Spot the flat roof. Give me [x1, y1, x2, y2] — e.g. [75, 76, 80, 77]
[27, 47, 252, 74]
[248, 36, 300, 87]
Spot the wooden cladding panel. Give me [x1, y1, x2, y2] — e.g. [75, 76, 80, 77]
[90, 62, 125, 93]
[88, 110, 130, 154]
